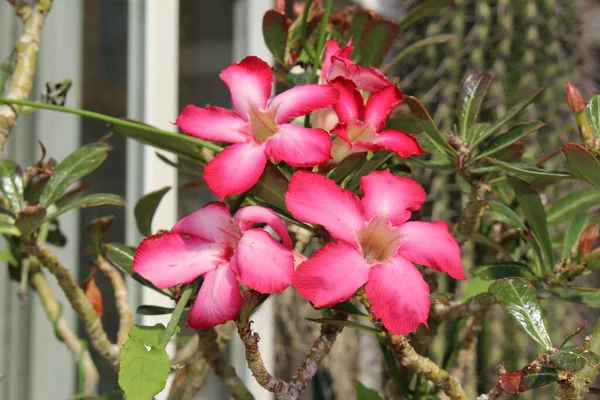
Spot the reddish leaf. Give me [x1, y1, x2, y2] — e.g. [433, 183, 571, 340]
[578, 222, 599, 255]
[263, 10, 289, 63]
[358, 17, 399, 67]
[80, 266, 103, 317]
[499, 366, 559, 394]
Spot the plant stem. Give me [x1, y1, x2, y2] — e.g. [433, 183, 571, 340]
[159, 284, 195, 348]
[96, 257, 132, 347]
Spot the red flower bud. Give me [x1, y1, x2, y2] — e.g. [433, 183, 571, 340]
[566, 81, 585, 115]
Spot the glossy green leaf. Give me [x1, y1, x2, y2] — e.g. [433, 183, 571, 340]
[86, 216, 115, 257]
[473, 261, 536, 280]
[472, 122, 546, 161]
[550, 345, 600, 371]
[487, 158, 571, 180]
[358, 18, 399, 67]
[398, 0, 454, 30]
[562, 214, 595, 260]
[0, 160, 23, 213]
[546, 285, 600, 307]
[135, 187, 170, 237]
[489, 278, 553, 350]
[54, 183, 91, 210]
[546, 188, 600, 225]
[560, 321, 587, 348]
[485, 200, 527, 231]
[466, 122, 490, 145]
[354, 380, 383, 400]
[263, 10, 288, 63]
[46, 193, 125, 222]
[15, 206, 46, 237]
[499, 366, 559, 394]
[136, 305, 175, 316]
[248, 163, 288, 211]
[382, 34, 457, 73]
[105, 242, 134, 275]
[563, 142, 600, 188]
[585, 95, 600, 134]
[306, 318, 383, 336]
[119, 324, 171, 400]
[458, 72, 492, 139]
[39, 143, 111, 208]
[509, 177, 554, 273]
[404, 95, 456, 157]
[0, 222, 19, 237]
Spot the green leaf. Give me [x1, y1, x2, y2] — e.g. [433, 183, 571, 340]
[0, 160, 23, 213]
[487, 158, 571, 180]
[330, 301, 368, 319]
[498, 366, 559, 394]
[404, 95, 456, 157]
[348, 9, 372, 61]
[119, 324, 171, 400]
[39, 143, 111, 208]
[0, 222, 20, 237]
[85, 216, 115, 257]
[346, 151, 394, 191]
[263, 10, 288, 63]
[562, 142, 600, 188]
[585, 95, 600, 134]
[458, 72, 492, 140]
[105, 242, 134, 275]
[306, 318, 383, 336]
[135, 187, 170, 237]
[471, 86, 547, 150]
[46, 193, 125, 222]
[560, 321, 587, 348]
[550, 345, 600, 371]
[354, 380, 383, 400]
[472, 122, 546, 161]
[248, 163, 288, 211]
[484, 200, 527, 231]
[54, 183, 91, 210]
[0, 250, 17, 266]
[136, 305, 175, 316]
[473, 261, 536, 280]
[489, 277, 553, 350]
[24, 175, 49, 206]
[15, 206, 47, 237]
[562, 214, 595, 260]
[406, 156, 454, 170]
[581, 249, 600, 275]
[382, 34, 457, 74]
[509, 177, 554, 274]
[546, 285, 600, 307]
[546, 188, 600, 225]
[358, 17, 399, 67]
[398, 0, 455, 30]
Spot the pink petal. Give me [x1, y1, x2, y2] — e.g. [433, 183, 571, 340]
[266, 124, 332, 167]
[203, 142, 267, 198]
[365, 86, 403, 131]
[231, 228, 293, 293]
[293, 242, 369, 307]
[286, 171, 364, 243]
[132, 232, 225, 288]
[233, 205, 292, 248]
[172, 202, 240, 247]
[293, 251, 308, 270]
[187, 266, 242, 329]
[366, 257, 430, 334]
[311, 106, 339, 132]
[374, 129, 424, 158]
[327, 56, 360, 82]
[360, 170, 426, 225]
[397, 221, 466, 279]
[219, 56, 273, 119]
[269, 85, 339, 124]
[331, 77, 365, 124]
[353, 67, 391, 92]
[175, 105, 250, 143]
[321, 39, 353, 81]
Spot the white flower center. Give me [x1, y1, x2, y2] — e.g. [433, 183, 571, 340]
[249, 108, 278, 142]
[358, 217, 401, 262]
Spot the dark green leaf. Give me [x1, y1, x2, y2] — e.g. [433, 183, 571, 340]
[562, 142, 600, 188]
[404, 96, 456, 157]
[0, 160, 23, 213]
[328, 153, 367, 184]
[546, 188, 600, 224]
[546, 285, 600, 307]
[484, 200, 527, 231]
[135, 187, 170, 237]
[24, 175, 49, 206]
[472, 122, 546, 161]
[39, 143, 111, 208]
[54, 183, 91, 210]
[487, 158, 571, 180]
[581, 249, 600, 275]
[248, 163, 288, 211]
[499, 366, 559, 394]
[46, 219, 67, 247]
[15, 206, 46, 237]
[458, 72, 492, 139]
[263, 10, 288, 63]
[46, 193, 125, 222]
[346, 151, 394, 191]
[354, 380, 383, 400]
[560, 321, 587, 349]
[105, 243, 134, 275]
[330, 300, 368, 319]
[585, 95, 600, 134]
[0, 222, 20, 237]
[550, 345, 600, 371]
[306, 318, 383, 336]
[398, 0, 455, 30]
[562, 214, 595, 260]
[489, 278, 553, 350]
[86, 216, 116, 257]
[358, 18, 399, 67]
[466, 122, 490, 145]
[136, 305, 175, 316]
[349, 9, 372, 61]
[473, 261, 536, 280]
[509, 177, 554, 273]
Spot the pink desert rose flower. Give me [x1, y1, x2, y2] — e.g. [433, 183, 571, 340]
[132, 202, 294, 329]
[176, 56, 338, 198]
[327, 78, 423, 166]
[313, 39, 390, 132]
[285, 170, 465, 334]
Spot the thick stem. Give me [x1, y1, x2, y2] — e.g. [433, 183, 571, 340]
[96, 258, 132, 346]
[432, 292, 495, 320]
[0, 0, 54, 153]
[455, 178, 490, 244]
[450, 308, 488, 385]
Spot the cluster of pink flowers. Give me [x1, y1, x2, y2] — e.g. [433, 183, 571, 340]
[132, 39, 465, 334]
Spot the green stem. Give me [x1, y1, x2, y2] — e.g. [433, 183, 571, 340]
[159, 284, 195, 348]
[299, 0, 316, 62]
[309, 0, 332, 83]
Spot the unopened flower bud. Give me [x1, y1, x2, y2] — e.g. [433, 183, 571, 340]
[566, 81, 585, 115]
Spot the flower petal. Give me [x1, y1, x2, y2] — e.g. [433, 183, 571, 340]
[360, 170, 426, 225]
[374, 129, 423, 158]
[321, 39, 353, 81]
[311, 106, 339, 132]
[366, 257, 430, 334]
[220, 56, 273, 119]
[266, 124, 332, 167]
[286, 171, 364, 243]
[187, 266, 242, 329]
[232, 228, 293, 293]
[233, 206, 292, 248]
[331, 77, 365, 124]
[365, 85, 403, 131]
[327, 56, 360, 82]
[353, 67, 390, 92]
[172, 202, 239, 246]
[132, 232, 224, 288]
[204, 142, 267, 198]
[397, 221, 465, 279]
[269, 84, 339, 124]
[293, 242, 369, 307]
[175, 105, 250, 143]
